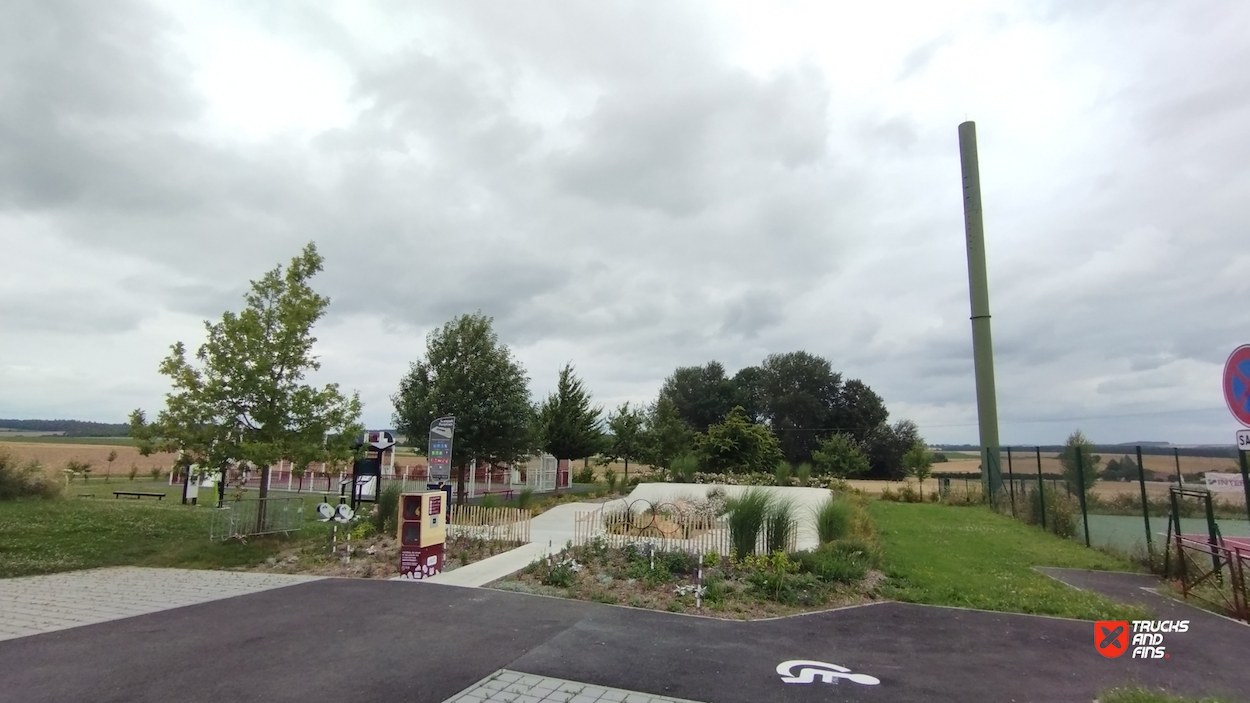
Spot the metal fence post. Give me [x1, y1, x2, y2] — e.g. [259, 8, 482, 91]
[1006, 446, 1016, 517]
[1075, 447, 1090, 547]
[1036, 446, 1046, 532]
[1174, 448, 1183, 485]
[1204, 491, 1221, 579]
[1136, 446, 1153, 557]
[1239, 449, 1250, 525]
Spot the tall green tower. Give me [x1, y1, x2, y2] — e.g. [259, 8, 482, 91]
[958, 121, 1002, 496]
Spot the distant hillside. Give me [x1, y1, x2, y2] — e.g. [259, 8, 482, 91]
[0, 419, 129, 437]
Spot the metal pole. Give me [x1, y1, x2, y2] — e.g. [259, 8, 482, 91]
[1075, 447, 1091, 547]
[1036, 447, 1046, 532]
[1204, 490, 1221, 578]
[958, 121, 1002, 497]
[1239, 449, 1250, 525]
[1006, 446, 1016, 517]
[1174, 448, 1183, 485]
[1136, 446, 1153, 556]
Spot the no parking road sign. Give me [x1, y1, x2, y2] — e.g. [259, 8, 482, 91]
[1224, 345, 1250, 428]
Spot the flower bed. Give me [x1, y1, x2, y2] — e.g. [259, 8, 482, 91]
[493, 531, 885, 620]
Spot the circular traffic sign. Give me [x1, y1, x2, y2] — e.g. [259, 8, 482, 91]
[1224, 345, 1250, 427]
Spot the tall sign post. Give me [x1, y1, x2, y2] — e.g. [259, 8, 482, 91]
[427, 416, 455, 516]
[1222, 345, 1250, 520]
[958, 121, 1003, 496]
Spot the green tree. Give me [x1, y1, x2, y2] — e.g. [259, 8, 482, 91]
[1059, 429, 1101, 495]
[392, 312, 536, 506]
[811, 433, 870, 478]
[644, 396, 693, 470]
[757, 351, 843, 465]
[539, 364, 604, 490]
[605, 401, 647, 484]
[130, 243, 363, 517]
[862, 419, 922, 480]
[902, 442, 934, 499]
[694, 406, 783, 474]
[659, 362, 738, 433]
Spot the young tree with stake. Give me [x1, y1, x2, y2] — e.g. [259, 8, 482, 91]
[130, 243, 363, 519]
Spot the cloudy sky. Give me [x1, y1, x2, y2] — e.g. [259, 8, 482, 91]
[2, 0, 1247, 445]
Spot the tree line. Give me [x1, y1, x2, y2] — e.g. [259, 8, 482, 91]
[127, 242, 929, 508]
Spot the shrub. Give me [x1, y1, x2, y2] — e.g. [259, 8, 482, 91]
[517, 487, 535, 510]
[793, 544, 868, 584]
[605, 468, 618, 493]
[479, 494, 502, 509]
[897, 482, 921, 503]
[726, 488, 772, 558]
[127, 464, 139, 481]
[773, 461, 792, 486]
[669, 453, 699, 483]
[149, 467, 162, 481]
[0, 451, 62, 500]
[765, 499, 797, 553]
[795, 462, 812, 484]
[374, 482, 402, 535]
[659, 550, 698, 575]
[1023, 484, 1077, 538]
[64, 459, 92, 483]
[573, 465, 596, 484]
[814, 495, 854, 543]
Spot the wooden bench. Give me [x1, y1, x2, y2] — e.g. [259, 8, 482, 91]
[113, 491, 165, 501]
[479, 488, 514, 500]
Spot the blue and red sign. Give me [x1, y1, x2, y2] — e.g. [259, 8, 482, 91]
[1224, 345, 1250, 427]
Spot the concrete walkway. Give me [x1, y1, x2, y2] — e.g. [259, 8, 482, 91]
[0, 567, 322, 641]
[423, 500, 623, 587]
[420, 483, 836, 588]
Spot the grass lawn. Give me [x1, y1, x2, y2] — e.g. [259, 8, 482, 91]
[1099, 687, 1239, 703]
[869, 500, 1150, 621]
[0, 495, 328, 578]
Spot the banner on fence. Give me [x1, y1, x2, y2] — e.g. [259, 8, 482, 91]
[1205, 473, 1245, 492]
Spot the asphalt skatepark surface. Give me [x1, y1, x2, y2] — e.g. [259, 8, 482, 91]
[2, 576, 1247, 703]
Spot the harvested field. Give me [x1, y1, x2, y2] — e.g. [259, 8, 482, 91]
[0, 442, 178, 480]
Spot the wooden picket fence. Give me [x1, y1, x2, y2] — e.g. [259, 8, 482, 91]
[448, 505, 531, 543]
[572, 507, 796, 556]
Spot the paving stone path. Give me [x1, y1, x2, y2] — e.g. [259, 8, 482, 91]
[447, 669, 706, 703]
[0, 567, 322, 641]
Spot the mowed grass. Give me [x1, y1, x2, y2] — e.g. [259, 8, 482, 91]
[0, 495, 326, 578]
[1099, 687, 1240, 703]
[869, 500, 1149, 621]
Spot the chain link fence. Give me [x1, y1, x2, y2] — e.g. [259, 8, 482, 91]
[940, 446, 1250, 564]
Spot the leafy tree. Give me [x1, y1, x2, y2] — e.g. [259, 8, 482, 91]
[902, 443, 934, 499]
[659, 362, 738, 433]
[1059, 429, 1102, 495]
[730, 365, 768, 423]
[605, 402, 647, 484]
[695, 406, 783, 474]
[392, 312, 536, 506]
[1102, 455, 1141, 482]
[644, 396, 693, 470]
[539, 364, 604, 489]
[105, 450, 117, 481]
[811, 433, 870, 478]
[830, 379, 889, 443]
[130, 243, 363, 517]
[756, 351, 843, 464]
[862, 419, 922, 480]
